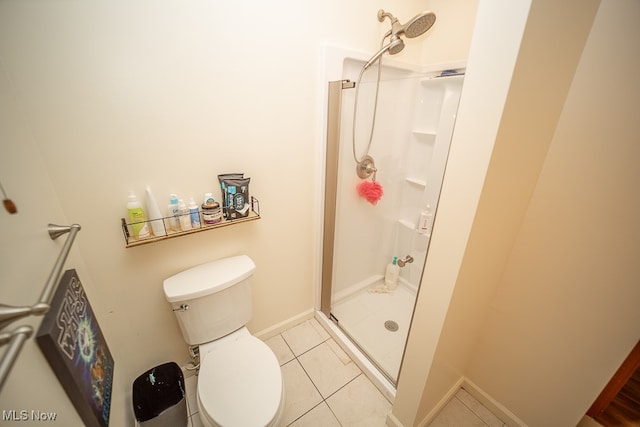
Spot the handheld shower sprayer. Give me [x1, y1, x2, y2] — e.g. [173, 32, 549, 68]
[363, 35, 404, 70]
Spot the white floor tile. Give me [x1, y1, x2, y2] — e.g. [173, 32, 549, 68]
[288, 402, 342, 427]
[428, 397, 487, 427]
[577, 415, 604, 427]
[181, 322, 505, 427]
[281, 320, 328, 356]
[456, 388, 505, 427]
[309, 318, 331, 341]
[281, 359, 324, 425]
[265, 334, 295, 366]
[298, 339, 361, 399]
[326, 375, 392, 427]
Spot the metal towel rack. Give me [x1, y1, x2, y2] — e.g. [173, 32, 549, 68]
[0, 223, 81, 392]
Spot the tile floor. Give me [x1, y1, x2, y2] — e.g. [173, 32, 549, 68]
[184, 318, 507, 427]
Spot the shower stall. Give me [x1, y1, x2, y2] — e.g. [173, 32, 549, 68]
[317, 46, 464, 391]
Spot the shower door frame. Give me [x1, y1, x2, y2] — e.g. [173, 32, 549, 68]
[320, 79, 353, 318]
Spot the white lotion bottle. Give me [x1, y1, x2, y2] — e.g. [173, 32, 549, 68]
[168, 194, 180, 231]
[145, 186, 166, 236]
[418, 205, 433, 235]
[127, 191, 150, 238]
[384, 256, 400, 290]
[178, 199, 191, 231]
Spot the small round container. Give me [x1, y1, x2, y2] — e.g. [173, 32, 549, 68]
[202, 201, 222, 225]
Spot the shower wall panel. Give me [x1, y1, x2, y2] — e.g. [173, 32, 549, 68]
[331, 60, 419, 300]
[330, 64, 464, 302]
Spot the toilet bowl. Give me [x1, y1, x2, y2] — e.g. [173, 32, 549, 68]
[163, 255, 285, 427]
[196, 328, 284, 427]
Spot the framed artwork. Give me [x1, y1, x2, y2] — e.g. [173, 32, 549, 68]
[36, 269, 114, 427]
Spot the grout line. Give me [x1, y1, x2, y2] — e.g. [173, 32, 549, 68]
[279, 329, 362, 427]
[454, 394, 491, 427]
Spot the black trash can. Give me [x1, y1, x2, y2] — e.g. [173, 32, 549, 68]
[132, 362, 188, 427]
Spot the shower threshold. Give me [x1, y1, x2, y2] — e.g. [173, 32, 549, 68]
[329, 313, 399, 386]
[315, 310, 397, 402]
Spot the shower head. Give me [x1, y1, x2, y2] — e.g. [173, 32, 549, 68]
[377, 9, 436, 39]
[403, 11, 436, 38]
[363, 35, 404, 70]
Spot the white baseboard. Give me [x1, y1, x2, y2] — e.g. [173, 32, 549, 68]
[402, 376, 527, 427]
[386, 411, 403, 427]
[415, 377, 466, 427]
[461, 378, 527, 427]
[253, 308, 315, 340]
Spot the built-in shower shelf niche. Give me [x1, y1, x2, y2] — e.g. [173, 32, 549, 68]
[405, 177, 427, 188]
[398, 219, 416, 229]
[120, 197, 261, 248]
[420, 74, 465, 87]
[397, 218, 430, 238]
[412, 130, 437, 142]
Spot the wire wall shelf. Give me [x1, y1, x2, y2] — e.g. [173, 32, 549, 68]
[121, 196, 260, 248]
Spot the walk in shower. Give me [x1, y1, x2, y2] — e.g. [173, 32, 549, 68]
[318, 45, 464, 389]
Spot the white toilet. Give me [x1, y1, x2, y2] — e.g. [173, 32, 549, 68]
[163, 255, 285, 427]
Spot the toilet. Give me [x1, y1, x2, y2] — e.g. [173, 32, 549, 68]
[163, 255, 285, 427]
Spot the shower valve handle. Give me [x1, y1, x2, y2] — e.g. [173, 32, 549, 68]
[398, 255, 414, 267]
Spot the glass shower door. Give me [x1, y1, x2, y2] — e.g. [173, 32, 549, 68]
[321, 64, 464, 384]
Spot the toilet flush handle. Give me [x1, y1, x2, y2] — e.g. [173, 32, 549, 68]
[173, 304, 189, 312]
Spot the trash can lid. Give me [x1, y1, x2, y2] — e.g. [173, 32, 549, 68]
[132, 362, 185, 422]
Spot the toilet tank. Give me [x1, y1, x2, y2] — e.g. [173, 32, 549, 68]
[163, 255, 256, 345]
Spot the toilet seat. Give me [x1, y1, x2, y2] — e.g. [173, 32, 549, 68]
[197, 332, 284, 427]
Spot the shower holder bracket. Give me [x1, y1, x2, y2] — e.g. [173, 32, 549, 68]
[342, 80, 355, 89]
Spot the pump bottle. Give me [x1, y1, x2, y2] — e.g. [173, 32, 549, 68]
[418, 205, 433, 235]
[384, 256, 399, 290]
[127, 191, 150, 238]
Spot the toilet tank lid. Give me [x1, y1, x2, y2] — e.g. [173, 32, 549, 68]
[163, 255, 256, 303]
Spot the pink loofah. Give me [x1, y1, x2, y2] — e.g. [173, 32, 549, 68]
[357, 180, 384, 205]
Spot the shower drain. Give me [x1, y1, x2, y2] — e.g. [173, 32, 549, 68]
[384, 320, 399, 332]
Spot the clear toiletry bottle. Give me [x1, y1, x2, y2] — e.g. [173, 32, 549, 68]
[168, 194, 180, 231]
[178, 199, 191, 231]
[127, 191, 150, 238]
[384, 256, 400, 290]
[188, 198, 201, 229]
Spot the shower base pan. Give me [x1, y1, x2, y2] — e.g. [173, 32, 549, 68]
[330, 277, 416, 382]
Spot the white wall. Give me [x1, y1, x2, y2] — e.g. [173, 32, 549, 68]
[392, 0, 533, 424]
[0, 1, 452, 425]
[394, 0, 640, 426]
[0, 64, 100, 426]
[465, 0, 640, 425]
